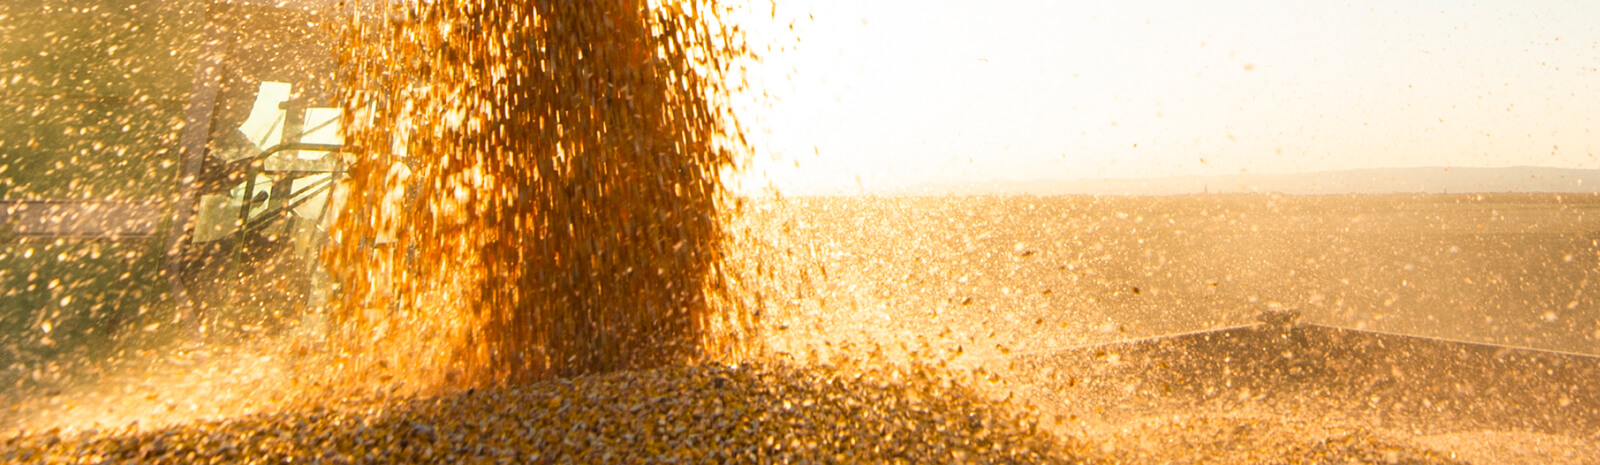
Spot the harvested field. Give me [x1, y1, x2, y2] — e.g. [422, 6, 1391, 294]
[7, 194, 1599, 464]
[747, 194, 1600, 362]
[8, 194, 1600, 464]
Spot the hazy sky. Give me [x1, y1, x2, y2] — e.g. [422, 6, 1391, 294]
[733, 0, 1600, 195]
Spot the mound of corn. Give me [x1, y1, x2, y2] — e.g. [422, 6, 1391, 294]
[2, 363, 1076, 464]
[3, 361, 1485, 464]
[1089, 413, 1471, 465]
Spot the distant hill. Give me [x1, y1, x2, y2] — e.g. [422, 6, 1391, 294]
[902, 167, 1600, 196]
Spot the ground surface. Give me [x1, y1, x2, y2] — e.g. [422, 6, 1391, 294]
[4, 363, 1485, 464]
[739, 193, 1600, 464]
[7, 194, 1598, 463]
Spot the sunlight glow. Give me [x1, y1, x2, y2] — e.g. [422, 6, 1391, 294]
[734, 0, 1600, 195]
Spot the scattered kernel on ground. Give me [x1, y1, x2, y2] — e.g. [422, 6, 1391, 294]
[1085, 413, 1471, 465]
[2, 362, 1480, 464]
[2, 363, 1081, 464]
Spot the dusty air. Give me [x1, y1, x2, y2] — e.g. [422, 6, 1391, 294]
[1, 0, 1597, 463]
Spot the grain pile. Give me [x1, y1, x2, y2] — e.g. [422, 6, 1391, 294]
[1083, 413, 1470, 465]
[2, 361, 1492, 464]
[2, 363, 1080, 464]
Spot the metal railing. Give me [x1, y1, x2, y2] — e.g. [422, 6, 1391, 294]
[227, 141, 348, 273]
